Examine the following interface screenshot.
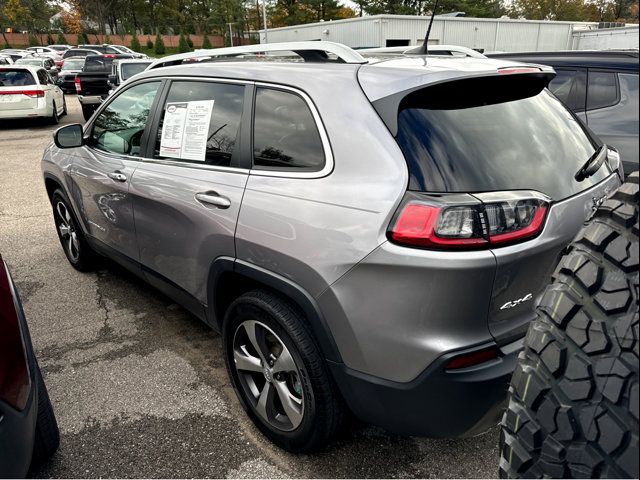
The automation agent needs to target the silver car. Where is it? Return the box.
[42,42,624,452]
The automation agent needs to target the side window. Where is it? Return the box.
[36,69,48,85]
[253,88,325,170]
[154,81,244,166]
[90,81,160,156]
[548,69,586,111]
[587,71,619,111]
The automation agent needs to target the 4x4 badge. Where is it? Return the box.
[500,293,533,310]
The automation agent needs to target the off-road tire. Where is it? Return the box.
[51,189,99,271]
[28,362,60,472]
[223,289,344,452]
[499,172,639,478]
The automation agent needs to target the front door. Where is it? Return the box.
[69,80,162,261]
[130,79,250,305]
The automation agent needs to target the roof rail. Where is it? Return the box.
[359,45,486,59]
[146,41,368,70]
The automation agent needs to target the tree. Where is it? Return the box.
[131,34,141,51]
[47,33,55,45]
[510,0,586,20]
[154,34,165,54]
[28,33,40,46]
[57,32,67,44]
[146,37,154,49]
[186,35,193,48]
[178,33,190,52]
[202,34,212,48]
[78,32,89,44]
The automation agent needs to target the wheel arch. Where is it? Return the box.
[43,173,64,201]
[207,257,343,363]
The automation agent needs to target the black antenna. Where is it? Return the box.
[421,0,440,55]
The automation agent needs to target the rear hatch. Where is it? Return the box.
[0,68,41,111]
[361,60,622,345]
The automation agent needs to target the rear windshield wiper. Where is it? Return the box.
[575,144,607,181]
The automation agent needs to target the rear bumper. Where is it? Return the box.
[78,95,104,105]
[0,104,51,120]
[330,338,522,437]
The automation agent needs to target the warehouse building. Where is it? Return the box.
[259,15,606,52]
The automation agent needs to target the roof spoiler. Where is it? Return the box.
[146,41,368,70]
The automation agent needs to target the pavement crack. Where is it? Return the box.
[96,280,114,339]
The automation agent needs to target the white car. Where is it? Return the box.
[0,65,66,123]
[26,46,63,62]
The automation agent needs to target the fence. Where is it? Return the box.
[570,26,639,50]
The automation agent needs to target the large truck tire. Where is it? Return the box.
[499,172,639,478]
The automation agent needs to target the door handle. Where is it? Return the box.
[195,192,231,209]
[108,171,127,182]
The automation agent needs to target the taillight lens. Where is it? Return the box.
[0,90,45,98]
[0,260,31,411]
[75,76,81,93]
[389,196,549,250]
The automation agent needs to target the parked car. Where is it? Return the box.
[0,54,14,65]
[107,44,147,59]
[0,49,36,62]
[59,48,101,69]
[487,50,639,176]
[56,57,86,94]
[107,58,152,93]
[77,44,125,55]
[75,54,134,120]
[0,255,60,477]
[14,57,59,82]
[26,46,63,62]
[43,42,624,452]
[0,66,66,124]
[47,44,72,53]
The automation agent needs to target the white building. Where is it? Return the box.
[259,15,606,52]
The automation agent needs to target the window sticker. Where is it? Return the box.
[159,100,215,161]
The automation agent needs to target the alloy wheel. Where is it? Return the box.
[55,200,80,262]
[232,320,305,431]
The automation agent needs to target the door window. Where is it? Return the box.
[36,69,49,85]
[548,69,586,111]
[90,81,160,156]
[587,71,619,110]
[252,88,325,170]
[153,81,245,166]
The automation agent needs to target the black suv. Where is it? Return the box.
[488,50,639,175]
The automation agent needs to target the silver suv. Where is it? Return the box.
[42,42,624,452]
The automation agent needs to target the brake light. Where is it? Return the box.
[103,54,116,58]
[56,60,64,69]
[389,196,549,250]
[75,76,81,93]
[0,90,45,97]
[0,260,31,411]
[498,66,542,74]
[445,346,500,370]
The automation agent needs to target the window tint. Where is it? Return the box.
[253,88,324,170]
[395,75,607,201]
[121,62,150,80]
[548,69,586,111]
[587,71,619,110]
[0,69,36,86]
[154,81,244,166]
[84,56,113,72]
[91,81,160,156]
[36,69,49,85]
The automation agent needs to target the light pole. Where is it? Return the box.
[227,22,236,46]
[262,0,268,43]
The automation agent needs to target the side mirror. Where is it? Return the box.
[54,124,84,148]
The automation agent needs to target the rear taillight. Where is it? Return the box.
[0,90,45,98]
[0,260,31,411]
[103,54,115,58]
[389,194,549,250]
[445,346,500,370]
[56,60,64,69]
[75,76,81,93]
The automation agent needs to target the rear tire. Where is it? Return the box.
[51,189,99,271]
[499,172,639,478]
[29,362,60,472]
[223,290,344,452]
[49,101,59,125]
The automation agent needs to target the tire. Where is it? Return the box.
[499,172,639,479]
[49,101,59,125]
[81,104,94,121]
[223,289,344,452]
[28,362,60,472]
[51,189,99,271]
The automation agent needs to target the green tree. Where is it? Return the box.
[28,33,40,46]
[47,33,55,45]
[57,32,67,44]
[78,32,89,44]
[509,0,586,20]
[131,34,141,51]
[202,34,212,48]
[146,37,154,49]
[186,35,193,48]
[154,34,165,54]
[178,33,190,52]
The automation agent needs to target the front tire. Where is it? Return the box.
[223,290,344,452]
[499,172,639,478]
[51,189,98,271]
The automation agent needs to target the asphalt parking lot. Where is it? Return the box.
[0,96,500,478]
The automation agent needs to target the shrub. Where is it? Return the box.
[146,37,154,49]
[202,34,212,49]
[57,32,67,44]
[130,34,141,52]
[28,33,40,46]
[178,34,190,53]
[186,35,193,48]
[154,34,165,55]
[47,33,55,45]
[78,32,89,44]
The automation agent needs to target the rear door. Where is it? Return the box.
[67,80,162,262]
[129,79,251,308]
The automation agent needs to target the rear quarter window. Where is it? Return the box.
[587,71,619,110]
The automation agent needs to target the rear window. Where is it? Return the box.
[121,63,149,80]
[394,75,609,200]
[64,50,92,58]
[61,60,85,70]
[84,56,113,72]
[0,69,36,86]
